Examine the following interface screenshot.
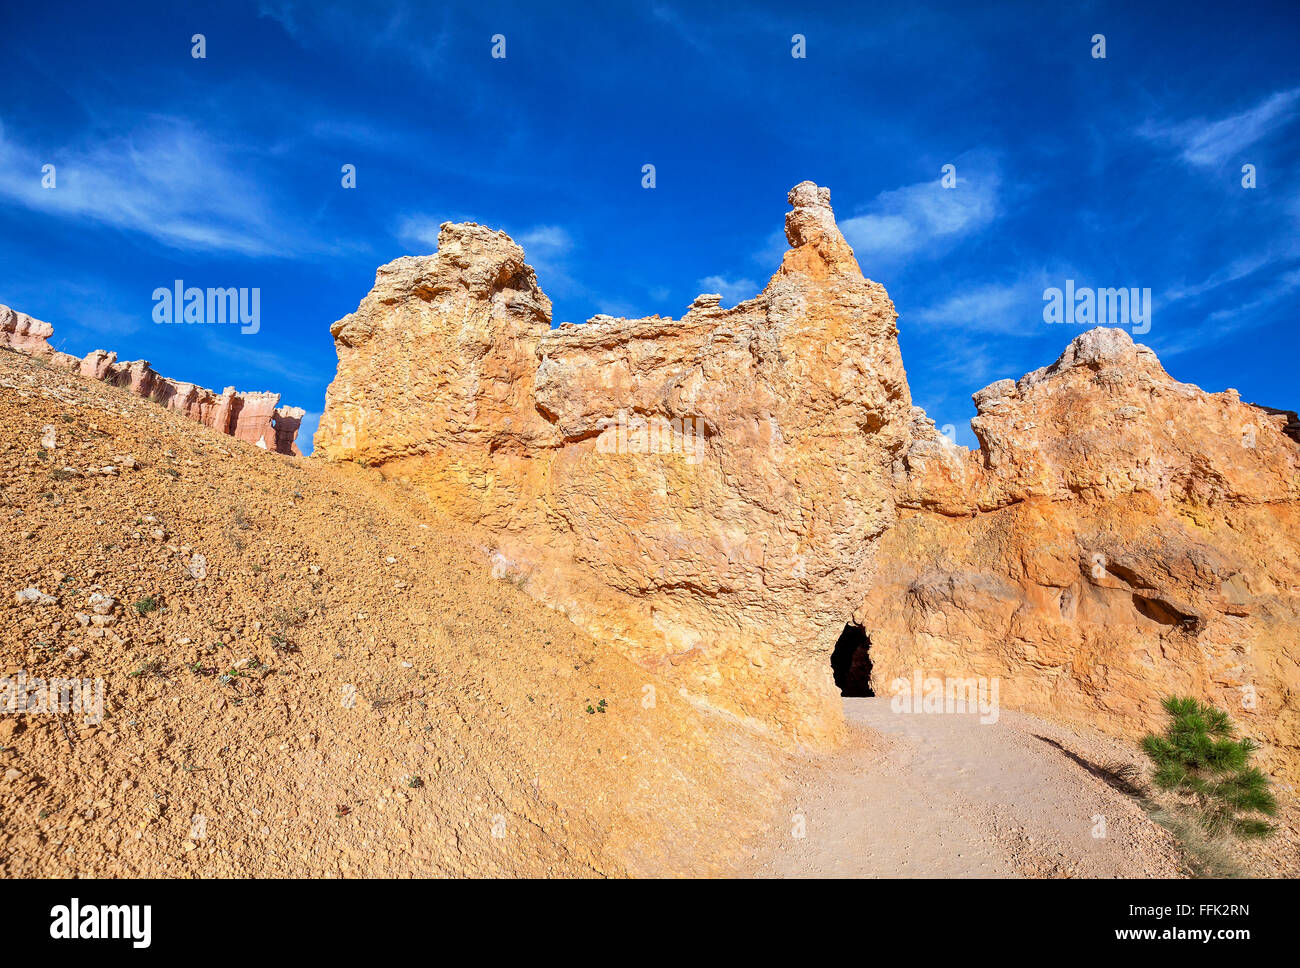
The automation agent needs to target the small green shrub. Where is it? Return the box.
[1142,696,1277,839]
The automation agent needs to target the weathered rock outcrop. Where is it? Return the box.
[315,184,1299,779]
[0,306,66,359]
[1,304,304,455]
[317,182,913,745]
[859,328,1300,781]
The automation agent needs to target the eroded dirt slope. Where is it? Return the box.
[0,348,780,877]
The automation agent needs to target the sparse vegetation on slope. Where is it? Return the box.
[0,347,780,877]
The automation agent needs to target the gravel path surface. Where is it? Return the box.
[744,698,1186,878]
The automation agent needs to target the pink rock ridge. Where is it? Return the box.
[0,303,304,455]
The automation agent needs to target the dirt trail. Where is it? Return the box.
[744,698,1188,878]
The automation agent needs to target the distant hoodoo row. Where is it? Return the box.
[0,304,304,455]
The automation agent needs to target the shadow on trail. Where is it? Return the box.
[1032,734,1146,799]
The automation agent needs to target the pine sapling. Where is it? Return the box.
[1141,696,1277,839]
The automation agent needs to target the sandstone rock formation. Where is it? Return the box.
[0,305,64,358]
[315,184,1298,781]
[317,182,913,745]
[859,328,1300,781]
[1,304,304,454]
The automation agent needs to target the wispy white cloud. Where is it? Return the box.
[0,118,311,257]
[515,224,588,300]
[258,0,451,74]
[840,160,1001,263]
[516,225,574,272]
[197,328,328,388]
[1206,268,1300,324]
[697,274,758,307]
[751,229,789,272]
[649,3,712,54]
[58,306,144,342]
[908,271,1056,336]
[1164,250,1280,302]
[1157,266,1300,357]
[7,281,148,344]
[1138,87,1300,168]
[396,215,453,251]
[395,219,574,266]
[921,339,1003,392]
[395,216,589,303]
[307,118,405,150]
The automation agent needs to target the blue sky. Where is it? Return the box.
[1,0,1296,452]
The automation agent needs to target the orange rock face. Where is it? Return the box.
[860,328,1300,781]
[313,188,1299,779]
[317,182,914,744]
[0,304,304,455]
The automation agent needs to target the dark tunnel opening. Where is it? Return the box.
[830,622,874,697]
